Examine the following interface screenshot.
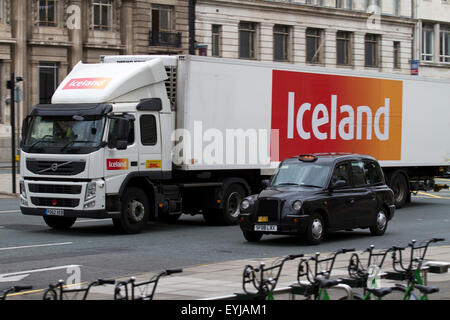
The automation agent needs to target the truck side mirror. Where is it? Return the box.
[262,179,270,188]
[108,118,129,150]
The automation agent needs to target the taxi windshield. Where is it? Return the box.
[271,162,331,188]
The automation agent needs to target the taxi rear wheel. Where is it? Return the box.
[370,207,388,236]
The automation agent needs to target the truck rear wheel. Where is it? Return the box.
[113,187,149,234]
[43,216,77,230]
[390,172,409,209]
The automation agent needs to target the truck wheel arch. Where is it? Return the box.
[118,173,158,220]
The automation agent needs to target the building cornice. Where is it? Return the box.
[199,0,418,26]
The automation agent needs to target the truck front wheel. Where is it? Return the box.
[43,216,77,230]
[113,187,149,234]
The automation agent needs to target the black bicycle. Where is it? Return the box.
[0,286,33,300]
[237,254,304,300]
[384,238,445,300]
[291,248,355,300]
[114,269,183,300]
[43,279,115,300]
[340,245,394,300]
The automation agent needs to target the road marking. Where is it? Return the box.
[6,281,90,298]
[0,242,73,252]
[0,264,80,282]
[75,219,107,224]
[416,192,450,199]
[0,210,21,214]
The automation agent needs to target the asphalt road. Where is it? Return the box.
[0,179,449,298]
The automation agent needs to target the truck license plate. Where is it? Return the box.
[45,208,64,216]
[255,225,277,232]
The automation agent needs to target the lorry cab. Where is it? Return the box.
[20,58,175,233]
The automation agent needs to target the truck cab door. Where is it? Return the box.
[137,113,162,175]
[104,115,139,193]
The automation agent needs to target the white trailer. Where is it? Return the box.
[19,55,450,233]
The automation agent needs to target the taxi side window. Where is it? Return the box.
[363,161,384,185]
[331,163,351,187]
[351,161,367,186]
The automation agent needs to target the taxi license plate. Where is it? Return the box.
[255,225,277,232]
[45,208,64,216]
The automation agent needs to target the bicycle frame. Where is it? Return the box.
[241,254,304,300]
[344,245,393,300]
[0,286,33,300]
[295,248,355,300]
[43,279,115,300]
[114,269,182,300]
[389,238,445,300]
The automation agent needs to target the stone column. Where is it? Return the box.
[69,0,84,67]
[292,25,306,65]
[433,23,440,64]
[12,0,27,127]
[121,0,134,55]
[260,22,274,62]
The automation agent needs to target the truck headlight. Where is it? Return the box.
[292,200,302,211]
[241,199,250,210]
[85,182,96,201]
[20,181,27,199]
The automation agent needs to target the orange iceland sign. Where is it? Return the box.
[271,71,403,161]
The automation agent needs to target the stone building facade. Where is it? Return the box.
[0,0,189,161]
[0,0,448,161]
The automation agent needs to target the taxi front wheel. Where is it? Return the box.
[243,231,263,242]
[304,213,325,245]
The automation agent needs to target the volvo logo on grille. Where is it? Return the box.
[38,161,74,174]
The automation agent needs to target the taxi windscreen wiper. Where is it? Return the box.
[274,183,300,187]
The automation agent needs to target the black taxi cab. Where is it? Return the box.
[239,154,395,244]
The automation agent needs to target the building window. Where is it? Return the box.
[212,25,221,57]
[239,22,257,59]
[440,26,450,63]
[38,63,58,104]
[151,5,180,47]
[273,25,290,62]
[38,0,59,27]
[337,31,352,65]
[336,0,352,9]
[93,0,113,31]
[152,5,173,33]
[393,41,400,69]
[365,34,380,67]
[393,0,399,16]
[422,24,434,61]
[306,28,323,64]
[365,0,381,11]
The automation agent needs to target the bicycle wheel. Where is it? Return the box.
[43,288,58,300]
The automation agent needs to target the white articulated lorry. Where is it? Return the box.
[19,55,450,233]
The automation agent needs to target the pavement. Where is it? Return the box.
[1,165,450,300]
[6,244,450,300]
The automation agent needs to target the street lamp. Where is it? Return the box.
[6,73,23,194]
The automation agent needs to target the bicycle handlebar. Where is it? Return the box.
[96,279,116,285]
[166,269,183,276]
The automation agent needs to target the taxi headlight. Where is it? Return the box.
[292,200,302,211]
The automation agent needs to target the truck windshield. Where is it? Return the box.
[271,162,331,188]
[23,115,106,153]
